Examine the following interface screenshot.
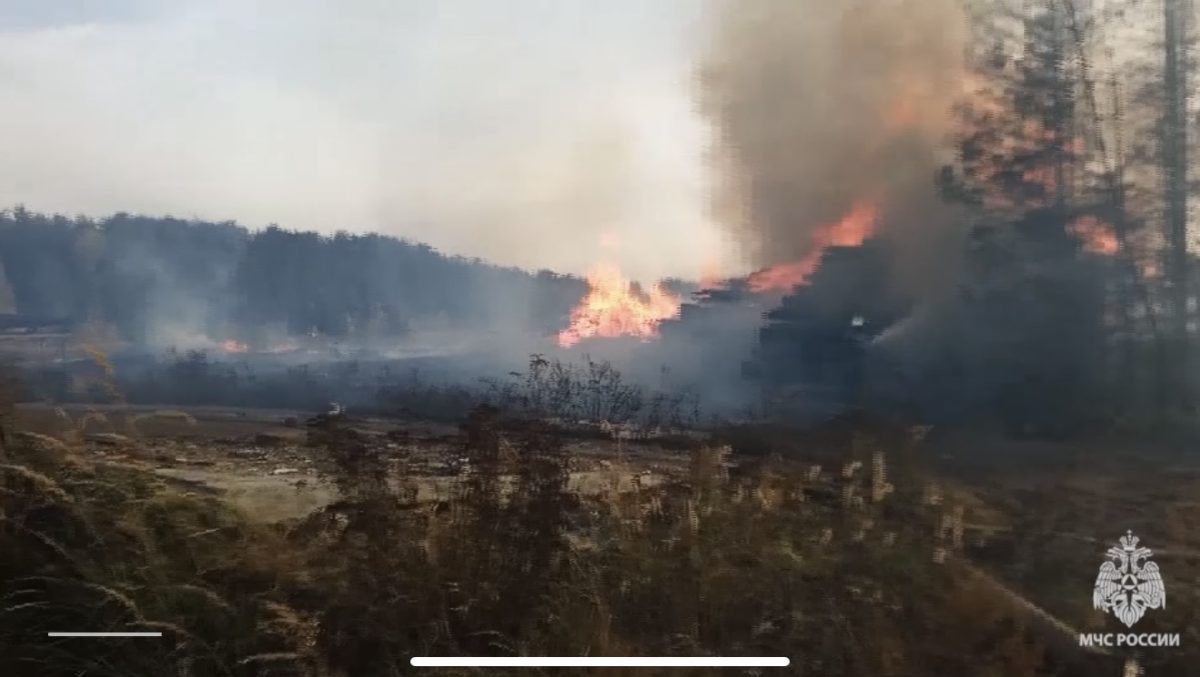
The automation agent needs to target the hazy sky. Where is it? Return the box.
[0,0,737,281]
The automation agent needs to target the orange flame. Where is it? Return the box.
[557,264,681,348]
[746,200,880,293]
[1068,215,1119,255]
[221,339,250,353]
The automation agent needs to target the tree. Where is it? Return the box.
[1161,0,1192,407]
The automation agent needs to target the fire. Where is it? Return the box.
[744,260,811,294]
[557,264,681,348]
[1068,215,1119,255]
[221,339,250,353]
[746,201,880,293]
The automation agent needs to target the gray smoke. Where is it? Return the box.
[0,262,14,313]
[698,0,969,296]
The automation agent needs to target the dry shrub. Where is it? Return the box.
[0,401,1128,676]
[0,364,14,455]
[0,429,313,677]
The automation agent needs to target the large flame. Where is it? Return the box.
[746,201,880,293]
[557,264,682,348]
[1068,215,1119,256]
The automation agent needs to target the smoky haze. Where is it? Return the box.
[700,0,969,295]
[2,0,1050,425]
[0,0,729,283]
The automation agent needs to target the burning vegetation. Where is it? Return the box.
[556,264,682,347]
[1068,215,1120,256]
[746,200,880,293]
[5,0,1200,674]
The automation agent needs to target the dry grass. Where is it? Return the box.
[0,397,1141,676]
[0,412,313,677]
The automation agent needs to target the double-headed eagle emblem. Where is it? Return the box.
[1093,531,1166,628]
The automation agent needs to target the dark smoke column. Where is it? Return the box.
[697,0,967,297]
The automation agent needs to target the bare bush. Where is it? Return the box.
[483,354,701,434]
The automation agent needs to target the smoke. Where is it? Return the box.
[0,262,14,313]
[0,0,724,282]
[699,0,969,295]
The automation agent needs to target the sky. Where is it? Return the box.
[0,0,738,281]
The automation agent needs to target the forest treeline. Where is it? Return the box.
[897,0,1200,422]
[0,206,585,345]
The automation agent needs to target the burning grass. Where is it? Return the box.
[557,265,681,347]
[746,201,879,293]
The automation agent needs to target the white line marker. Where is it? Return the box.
[410,657,790,668]
[48,632,163,637]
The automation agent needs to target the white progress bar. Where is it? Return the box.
[411,657,790,668]
[48,632,163,637]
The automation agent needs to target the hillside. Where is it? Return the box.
[0,206,586,347]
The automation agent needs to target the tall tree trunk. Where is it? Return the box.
[1051,2,1070,213]
[1063,0,1166,413]
[1164,0,1191,409]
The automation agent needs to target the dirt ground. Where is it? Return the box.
[12,401,1200,663]
[14,403,686,522]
